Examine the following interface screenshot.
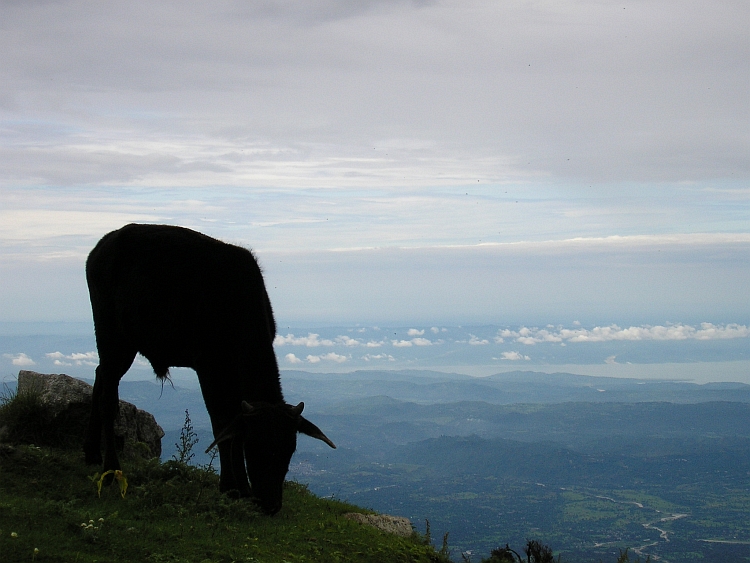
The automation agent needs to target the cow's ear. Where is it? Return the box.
[288,402,304,417]
[298,416,336,449]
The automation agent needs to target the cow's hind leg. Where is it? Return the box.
[84,369,105,465]
[83,349,136,471]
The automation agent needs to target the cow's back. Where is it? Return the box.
[86,224,275,371]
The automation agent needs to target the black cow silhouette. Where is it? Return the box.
[83,223,334,514]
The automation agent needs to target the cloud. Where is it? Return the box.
[2,0,746,189]
[362,353,395,362]
[498,323,750,345]
[605,355,618,365]
[321,352,347,363]
[365,340,384,348]
[274,333,335,347]
[305,352,348,364]
[133,354,151,368]
[335,335,360,347]
[4,353,35,366]
[407,328,424,336]
[45,351,98,366]
[274,333,365,347]
[693,323,750,340]
[0,2,749,327]
[0,209,164,245]
[563,323,750,343]
[284,353,303,364]
[499,351,531,361]
[392,337,433,347]
[468,334,489,345]
[498,327,562,345]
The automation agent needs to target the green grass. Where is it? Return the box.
[0,443,450,562]
[0,383,449,562]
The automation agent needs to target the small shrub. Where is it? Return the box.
[417,519,453,563]
[172,409,198,465]
[438,531,450,559]
[482,540,559,563]
[0,382,52,445]
[484,544,522,562]
[525,539,557,563]
[612,548,650,563]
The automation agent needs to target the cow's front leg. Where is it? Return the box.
[217,439,251,498]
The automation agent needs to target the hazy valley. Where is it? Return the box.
[109,369,750,562]
[4,346,750,561]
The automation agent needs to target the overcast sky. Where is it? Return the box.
[0,0,748,328]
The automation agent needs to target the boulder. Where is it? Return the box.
[18,370,92,417]
[15,370,164,459]
[344,513,413,537]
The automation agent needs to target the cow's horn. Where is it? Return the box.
[241,401,255,414]
[204,417,241,452]
[298,416,336,449]
[205,431,234,453]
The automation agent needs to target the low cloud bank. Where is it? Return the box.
[498,351,531,361]
[496,323,750,345]
[45,351,98,366]
[275,332,435,349]
[276,323,749,353]
[284,352,348,365]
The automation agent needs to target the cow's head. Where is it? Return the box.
[206,401,335,515]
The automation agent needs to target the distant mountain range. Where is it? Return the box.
[281,369,750,410]
[36,367,747,433]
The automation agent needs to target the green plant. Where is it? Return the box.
[95,470,128,498]
[611,548,651,563]
[484,544,522,562]
[172,409,198,465]
[482,540,560,563]
[417,519,453,562]
[438,530,451,559]
[526,540,558,563]
[80,518,105,543]
[0,381,51,445]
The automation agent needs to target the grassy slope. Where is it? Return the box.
[0,444,447,563]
